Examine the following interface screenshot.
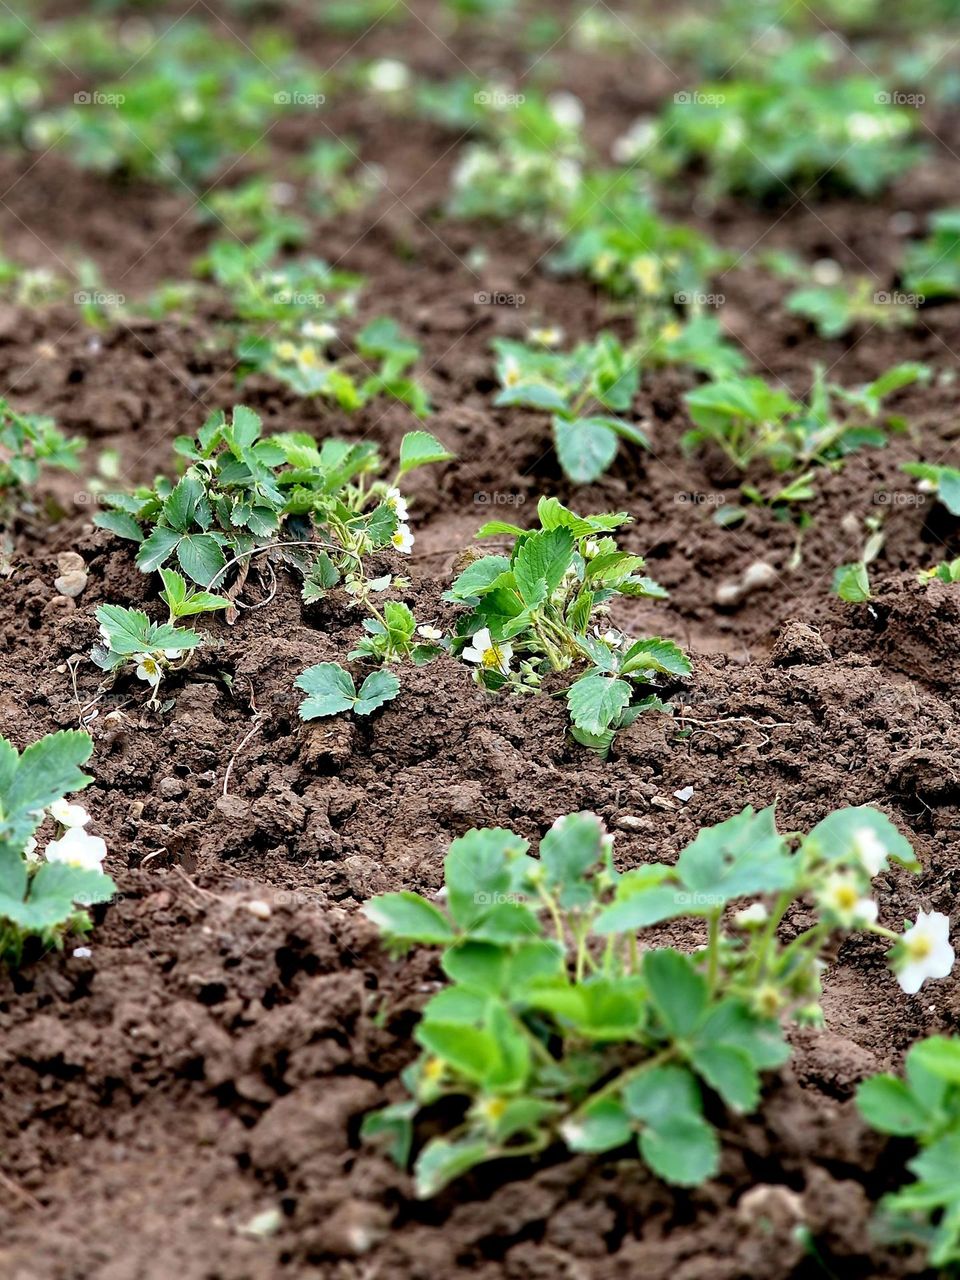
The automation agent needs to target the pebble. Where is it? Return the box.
[673,786,695,802]
[741,560,778,592]
[246,899,272,920]
[158,777,185,799]
[238,1207,282,1239]
[54,569,88,598]
[57,551,85,575]
[615,814,646,830]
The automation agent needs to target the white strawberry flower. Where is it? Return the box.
[386,487,409,522]
[818,871,878,928]
[49,798,90,828]
[24,836,39,863]
[99,623,112,648]
[894,911,955,995]
[45,826,108,872]
[134,652,162,686]
[417,624,443,641]
[163,649,181,660]
[390,524,414,555]
[462,627,512,675]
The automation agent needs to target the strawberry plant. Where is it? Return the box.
[649,59,923,198]
[858,1035,960,1268]
[94,407,451,621]
[363,804,948,1196]
[34,26,319,184]
[91,604,204,705]
[445,498,688,751]
[786,278,917,338]
[0,729,114,966]
[0,399,83,523]
[492,335,647,484]
[684,363,928,487]
[204,240,430,415]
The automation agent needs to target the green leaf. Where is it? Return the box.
[833,561,871,602]
[3,731,93,846]
[441,941,506,992]
[398,430,454,477]
[644,949,708,1039]
[446,556,512,601]
[676,806,795,905]
[803,806,919,874]
[414,1137,491,1198]
[361,1101,416,1166]
[176,533,227,588]
[566,674,631,735]
[93,510,143,542]
[538,812,606,905]
[496,382,569,412]
[443,828,529,929]
[623,1064,703,1123]
[691,1043,760,1112]
[362,891,455,945]
[95,604,151,654]
[514,528,574,605]
[563,1097,632,1153]
[136,525,182,573]
[354,669,400,715]
[639,1114,719,1186]
[295,662,357,719]
[163,473,202,533]
[620,637,692,678]
[909,1035,960,1085]
[553,415,619,484]
[856,1075,933,1136]
[414,1021,501,1085]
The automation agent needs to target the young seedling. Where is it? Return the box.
[362,804,947,1196]
[857,1035,960,1267]
[833,516,884,603]
[445,497,689,751]
[295,662,400,720]
[91,603,202,706]
[0,729,114,966]
[684,363,928,492]
[786,278,917,339]
[0,399,83,524]
[492,335,648,484]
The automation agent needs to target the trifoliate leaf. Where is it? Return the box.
[562,1097,632,1153]
[354,669,400,715]
[176,533,227,588]
[295,662,357,718]
[566,673,631,735]
[644,948,708,1038]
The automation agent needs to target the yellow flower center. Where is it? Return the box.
[481,646,503,668]
[833,884,858,911]
[907,935,933,961]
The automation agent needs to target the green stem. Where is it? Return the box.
[569,1046,674,1121]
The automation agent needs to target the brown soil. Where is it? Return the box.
[1,3,958,1278]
